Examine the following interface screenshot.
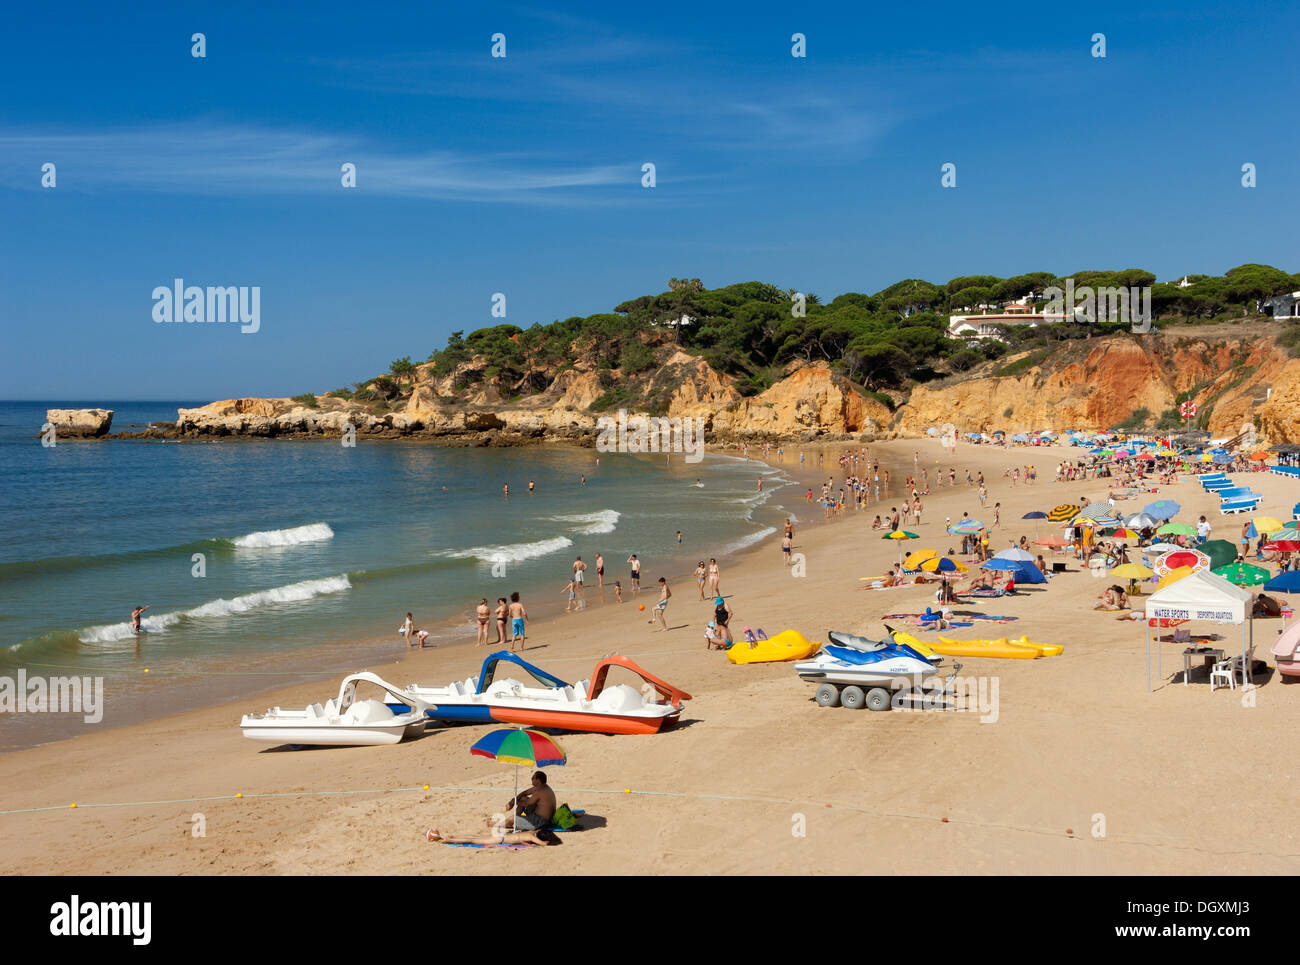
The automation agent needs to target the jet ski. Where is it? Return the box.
[794,629,943,688]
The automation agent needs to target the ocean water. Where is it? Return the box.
[0,400,798,748]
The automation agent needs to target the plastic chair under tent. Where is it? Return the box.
[1210,657,1235,692]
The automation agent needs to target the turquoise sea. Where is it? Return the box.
[0,400,803,748]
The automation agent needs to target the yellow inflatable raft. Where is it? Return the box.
[1004,636,1064,657]
[934,636,1042,659]
[727,629,820,665]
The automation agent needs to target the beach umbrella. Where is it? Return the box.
[1143,500,1180,520]
[1212,562,1271,587]
[1265,571,1300,593]
[1047,504,1081,523]
[948,519,984,535]
[1284,521,1300,530]
[994,548,1036,562]
[1073,504,1120,525]
[1156,522,1197,537]
[1199,539,1239,569]
[1144,542,1182,555]
[1263,539,1300,553]
[1111,563,1153,580]
[1104,527,1142,540]
[1034,536,1069,547]
[881,530,919,540]
[981,558,1020,571]
[1154,549,1211,577]
[1022,511,1048,520]
[1253,516,1286,534]
[921,556,967,574]
[471,727,567,818]
[1213,453,1233,464]
[903,548,939,570]
[1249,451,1271,462]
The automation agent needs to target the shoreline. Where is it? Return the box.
[5,437,1296,874]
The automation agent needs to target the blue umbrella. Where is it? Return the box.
[923,556,964,574]
[1245,521,1259,539]
[1143,500,1180,520]
[1265,571,1300,592]
[1022,511,1048,520]
[981,558,1020,571]
[1213,453,1233,464]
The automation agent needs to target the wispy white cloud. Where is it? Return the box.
[0,124,635,203]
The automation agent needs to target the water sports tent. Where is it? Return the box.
[1143,569,1254,691]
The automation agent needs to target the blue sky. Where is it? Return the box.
[2,1,1298,400]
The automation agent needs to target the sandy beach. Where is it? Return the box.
[3,437,1298,876]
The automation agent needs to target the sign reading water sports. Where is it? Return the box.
[1147,605,1237,623]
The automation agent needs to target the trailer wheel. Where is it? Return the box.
[840,686,866,710]
[815,684,841,708]
[866,688,892,712]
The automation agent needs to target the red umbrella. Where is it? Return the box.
[1263,540,1300,552]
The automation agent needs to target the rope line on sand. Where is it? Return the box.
[5,782,1299,860]
[14,662,354,677]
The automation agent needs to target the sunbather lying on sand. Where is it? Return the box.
[426,827,562,847]
[1094,585,1129,610]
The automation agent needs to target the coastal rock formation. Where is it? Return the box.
[45,408,114,438]
[1256,359,1300,443]
[714,362,891,439]
[892,335,1292,442]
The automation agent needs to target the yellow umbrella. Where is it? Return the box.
[1111,563,1153,580]
[1155,564,1194,590]
[903,549,939,570]
[1253,516,1286,534]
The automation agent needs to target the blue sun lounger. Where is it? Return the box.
[1220,496,1260,515]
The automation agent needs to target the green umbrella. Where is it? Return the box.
[1212,562,1271,587]
[1156,522,1197,536]
[1200,539,1239,569]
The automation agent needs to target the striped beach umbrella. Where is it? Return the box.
[471,727,567,819]
[881,530,919,540]
[948,519,984,535]
[1073,504,1120,525]
[1047,504,1081,523]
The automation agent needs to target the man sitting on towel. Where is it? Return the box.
[496,771,557,832]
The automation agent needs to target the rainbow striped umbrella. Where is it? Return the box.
[471,727,566,767]
[471,727,567,824]
[881,530,919,540]
[948,519,984,535]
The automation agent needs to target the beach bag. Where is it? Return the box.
[552,804,579,830]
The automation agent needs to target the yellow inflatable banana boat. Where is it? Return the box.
[934,636,1042,659]
[727,629,821,665]
[1005,636,1064,657]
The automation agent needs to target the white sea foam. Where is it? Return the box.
[77,575,352,643]
[549,510,621,535]
[442,536,574,565]
[232,522,335,548]
[720,526,778,556]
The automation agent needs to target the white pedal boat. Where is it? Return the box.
[240,672,430,746]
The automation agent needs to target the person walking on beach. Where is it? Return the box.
[707,558,721,597]
[401,611,413,643]
[475,599,491,645]
[782,530,793,564]
[494,597,509,645]
[978,483,987,507]
[612,580,623,603]
[993,502,1001,528]
[713,595,734,645]
[676,530,683,548]
[595,552,605,590]
[131,605,150,633]
[508,592,528,650]
[562,577,578,612]
[627,554,641,595]
[649,577,672,631]
[695,560,707,599]
[572,556,587,609]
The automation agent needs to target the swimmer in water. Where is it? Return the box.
[131,605,150,633]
